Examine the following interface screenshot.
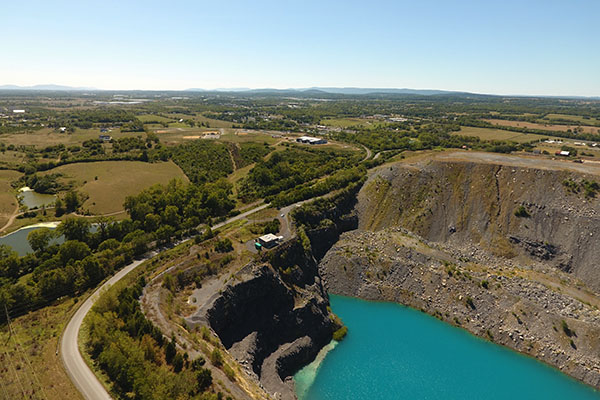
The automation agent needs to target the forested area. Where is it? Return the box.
[85,277,219,399]
[0,177,235,320]
[237,146,363,203]
[166,141,233,183]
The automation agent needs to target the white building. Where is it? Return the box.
[296,136,327,145]
[258,233,284,248]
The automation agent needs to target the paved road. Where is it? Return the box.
[61,259,146,400]
[60,203,269,400]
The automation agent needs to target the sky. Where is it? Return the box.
[1,0,599,96]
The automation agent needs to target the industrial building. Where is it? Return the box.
[296,136,327,145]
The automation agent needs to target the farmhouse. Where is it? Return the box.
[296,136,327,145]
[257,233,284,248]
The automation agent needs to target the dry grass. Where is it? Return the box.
[0,127,144,148]
[484,119,600,135]
[40,160,188,214]
[0,170,22,226]
[0,298,83,400]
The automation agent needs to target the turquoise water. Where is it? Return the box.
[295,295,600,400]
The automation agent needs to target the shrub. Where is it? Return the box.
[514,206,530,218]
[214,238,233,253]
[333,326,348,341]
[210,348,223,367]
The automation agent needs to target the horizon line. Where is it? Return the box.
[0,84,598,99]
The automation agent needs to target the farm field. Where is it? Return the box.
[321,117,389,128]
[484,119,600,135]
[456,126,552,143]
[40,160,188,214]
[0,127,142,148]
[0,170,21,228]
[543,113,600,125]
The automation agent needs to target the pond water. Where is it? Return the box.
[18,187,56,209]
[0,223,98,256]
[295,295,600,400]
[0,222,62,256]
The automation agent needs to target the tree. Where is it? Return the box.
[55,198,65,217]
[27,227,55,253]
[58,217,91,242]
[64,190,80,212]
[58,240,91,265]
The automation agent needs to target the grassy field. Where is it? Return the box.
[0,127,144,148]
[41,160,188,214]
[457,126,551,143]
[485,119,600,135]
[0,170,21,227]
[543,113,600,125]
[0,297,83,400]
[137,114,174,123]
[321,117,388,128]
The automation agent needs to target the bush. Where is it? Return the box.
[514,206,530,218]
[332,326,348,341]
[210,348,223,367]
[223,364,236,381]
[214,238,233,253]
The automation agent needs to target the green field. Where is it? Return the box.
[40,160,188,214]
[543,113,600,125]
[457,127,551,143]
[321,117,387,128]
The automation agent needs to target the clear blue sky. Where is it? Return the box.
[2,0,599,96]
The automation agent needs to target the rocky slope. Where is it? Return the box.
[357,155,600,290]
[319,153,600,389]
[186,239,338,399]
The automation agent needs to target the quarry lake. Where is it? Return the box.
[295,295,600,400]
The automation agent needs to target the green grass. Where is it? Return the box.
[40,160,189,214]
[137,114,175,123]
[457,126,550,143]
[543,114,600,125]
[321,117,387,128]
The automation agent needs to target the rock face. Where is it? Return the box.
[194,240,335,399]
[318,156,600,390]
[357,159,600,291]
[319,228,600,388]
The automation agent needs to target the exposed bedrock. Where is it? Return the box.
[357,159,600,291]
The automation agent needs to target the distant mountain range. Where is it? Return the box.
[184,87,463,96]
[0,84,597,99]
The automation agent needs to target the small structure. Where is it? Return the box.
[257,233,283,248]
[12,109,25,113]
[99,134,112,142]
[59,127,67,133]
[555,150,570,157]
[296,136,327,145]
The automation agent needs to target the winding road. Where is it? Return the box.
[60,203,270,400]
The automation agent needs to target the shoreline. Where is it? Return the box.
[0,220,61,239]
[293,339,338,399]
